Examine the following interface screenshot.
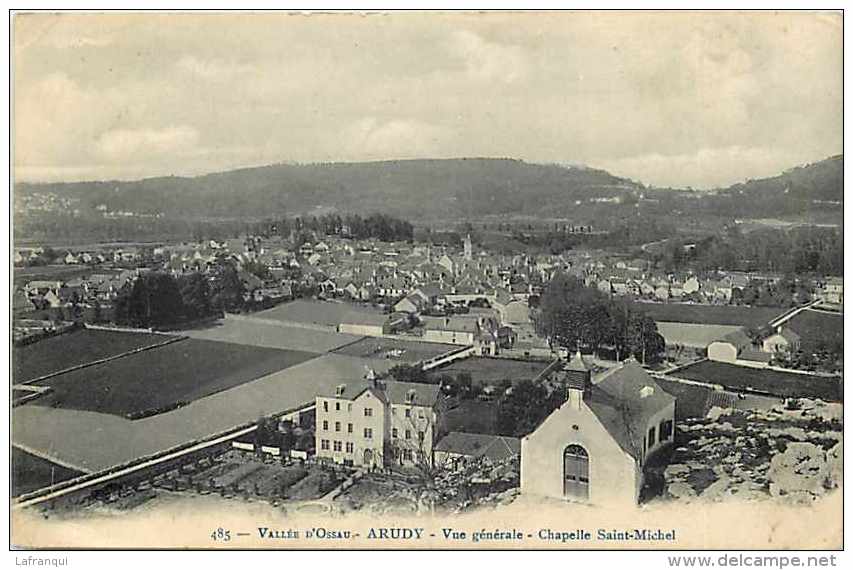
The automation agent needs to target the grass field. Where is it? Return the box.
[672,360,842,402]
[30,338,320,418]
[12,447,84,497]
[631,302,784,328]
[443,399,499,435]
[14,264,104,286]
[184,316,363,352]
[332,336,456,362]
[429,357,553,385]
[13,328,169,384]
[785,309,843,352]
[255,299,387,327]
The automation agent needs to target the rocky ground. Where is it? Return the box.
[660,398,842,505]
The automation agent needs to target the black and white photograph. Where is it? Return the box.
[6,8,844,552]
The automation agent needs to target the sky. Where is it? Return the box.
[13,11,842,189]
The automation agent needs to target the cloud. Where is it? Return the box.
[448,30,527,83]
[596,146,829,190]
[94,126,200,160]
[340,118,453,160]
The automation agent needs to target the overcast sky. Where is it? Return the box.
[13,11,842,188]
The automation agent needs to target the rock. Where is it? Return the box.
[768,442,828,498]
[825,441,843,489]
[701,475,731,500]
[780,427,808,441]
[706,406,731,421]
[812,403,843,422]
[664,464,690,479]
[667,482,697,500]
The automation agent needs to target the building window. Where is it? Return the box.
[335,402,340,411]
[333,441,342,452]
[323,401,328,412]
[648,426,656,448]
[402,449,413,461]
[660,419,674,441]
[405,408,411,418]
[392,428,398,438]
[346,442,354,453]
[321,439,329,450]
[364,427,373,439]
[364,407,373,417]
[418,430,424,442]
[347,403,352,412]
[347,423,353,434]
[405,429,411,440]
[322,420,328,431]
[335,421,341,432]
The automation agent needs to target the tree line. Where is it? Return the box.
[650,226,842,276]
[533,272,665,363]
[114,270,237,327]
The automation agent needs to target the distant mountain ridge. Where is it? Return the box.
[14,155,842,222]
[14,158,644,220]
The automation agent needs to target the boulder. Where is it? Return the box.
[768,442,828,498]
[667,482,696,500]
[664,464,690,479]
[825,440,843,489]
[701,475,731,500]
[706,406,731,421]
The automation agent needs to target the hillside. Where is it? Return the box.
[14,158,642,221]
[700,155,843,218]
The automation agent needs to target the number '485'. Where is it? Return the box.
[211,528,231,541]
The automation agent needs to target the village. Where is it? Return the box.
[11,223,844,517]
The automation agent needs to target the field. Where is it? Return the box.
[184,315,363,352]
[785,309,843,352]
[631,302,784,328]
[12,447,85,497]
[442,399,499,435]
[429,357,553,385]
[254,299,387,327]
[672,361,842,402]
[30,338,320,418]
[332,336,456,362]
[14,264,105,286]
[13,353,398,472]
[13,328,169,384]
[656,322,744,349]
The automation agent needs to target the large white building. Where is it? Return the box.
[521,354,675,507]
[315,373,441,469]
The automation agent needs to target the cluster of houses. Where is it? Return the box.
[585,261,841,306]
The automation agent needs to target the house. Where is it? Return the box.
[434,432,520,470]
[315,373,441,468]
[497,298,531,325]
[683,276,701,295]
[820,277,843,304]
[338,312,408,337]
[762,328,801,355]
[521,354,675,507]
[393,294,424,315]
[708,329,772,368]
[64,251,79,265]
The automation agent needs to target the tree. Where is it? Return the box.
[210,263,245,312]
[178,272,212,320]
[387,363,430,384]
[115,272,183,328]
[496,380,562,437]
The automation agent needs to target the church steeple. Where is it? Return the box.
[463,233,473,261]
